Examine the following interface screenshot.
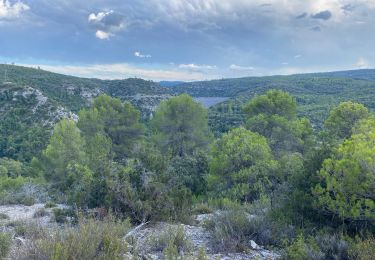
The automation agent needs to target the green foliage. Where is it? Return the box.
[0,233,11,259]
[350,236,375,260]
[79,95,144,159]
[148,225,193,254]
[244,89,297,120]
[52,208,77,224]
[284,233,351,260]
[0,157,24,178]
[162,152,209,195]
[314,120,375,224]
[42,119,86,191]
[0,176,44,205]
[244,90,314,156]
[324,101,370,141]
[151,94,212,157]
[209,127,277,202]
[22,215,131,260]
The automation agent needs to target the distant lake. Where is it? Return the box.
[194,97,229,108]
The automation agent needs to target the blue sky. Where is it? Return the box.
[0,0,374,81]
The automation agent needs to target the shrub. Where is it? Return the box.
[0,233,11,259]
[33,208,49,218]
[203,208,255,252]
[148,225,193,254]
[204,207,296,252]
[44,201,57,208]
[284,233,350,260]
[350,236,375,260]
[23,215,131,260]
[52,208,76,224]
[0,213,9,220]
[0,177,47,205]
[192,203,213,215]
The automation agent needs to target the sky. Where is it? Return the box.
[0,0,375,81]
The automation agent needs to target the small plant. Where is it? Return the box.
[163,243,179,260]
[33,208,49,218]
[0,213,9,220]
[148,225,193,254]
[6,220,28,237]
[24,215,131,260]
[44,202,57,208]
[197,247,209,260]
[0,233,11,259]
[350,236,375,260]
[193,203,213,215]
[52,208,76,223]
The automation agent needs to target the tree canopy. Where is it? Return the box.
[151,94,212,157]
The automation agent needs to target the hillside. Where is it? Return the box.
[0,64,173,161]
[170,71,375,133]
[3,64,375,160]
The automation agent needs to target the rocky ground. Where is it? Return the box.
[0,204,280,259]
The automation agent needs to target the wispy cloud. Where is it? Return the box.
[134,51,151,58]
[22,63,214,81]
[0,0,29,19]
[229,64,255,71]
[178,64,217,70]
[354,57,369,68]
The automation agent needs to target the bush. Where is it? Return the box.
[33,208,49,218]
[203,208,255,252]
[0,233,11,259]
[52,208,76,224]
[44,201,57,208]
[22,215,131,260]
[0,177,47,205]
[284,233,350,260]
[204,207,296,252]
[350,236,375,260]
[148,225,193,254]
[0,213,9,220]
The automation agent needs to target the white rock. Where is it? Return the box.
[250,240,261,250]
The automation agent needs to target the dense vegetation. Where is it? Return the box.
[2,85,375,258]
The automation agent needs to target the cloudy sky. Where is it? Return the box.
[0,0,374,81]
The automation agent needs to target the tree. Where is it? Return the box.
[208,127,277,202]
[244,90,313,157]
[314,118,375,224]
[324,101,370,141]
[78,95,144,160]
[244,89,297,120]
[151,94,212,157]
[42,119,86,190]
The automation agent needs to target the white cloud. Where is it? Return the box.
[354,57,369,68]
[294,54,302,59]
[0,0,29,19]
[23,63,214,81]
[95,30,111,40]
[134,51,151,58]
[179,63,217,70]
[229,64,254,71]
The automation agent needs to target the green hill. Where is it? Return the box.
[0,64,173,161]
[3,64,375,160]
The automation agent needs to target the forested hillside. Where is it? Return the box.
[170,71,375,134]
[1,90,375,259]
[0,64,173,162]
